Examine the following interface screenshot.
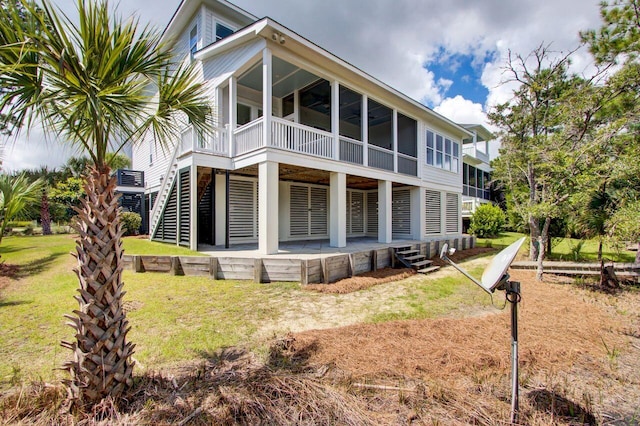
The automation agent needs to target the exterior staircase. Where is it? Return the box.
[394,246,440,274]
[148,145,180,238]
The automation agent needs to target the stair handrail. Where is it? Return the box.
[149,136,183,237]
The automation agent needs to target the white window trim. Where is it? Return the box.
[425,128,460,173]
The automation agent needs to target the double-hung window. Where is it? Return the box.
[426,129,460,172]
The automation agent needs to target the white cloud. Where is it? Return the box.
[434,96,490,128]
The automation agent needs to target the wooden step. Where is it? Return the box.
[404,255,425,262]
[397,249,419,256]
[418,266,440,274]
[411,259,433,268]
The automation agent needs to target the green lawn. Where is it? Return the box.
[0,234,496,389]
[476,231,636,262]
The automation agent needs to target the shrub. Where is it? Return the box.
[469,204,506,238]
[120,212,142,236]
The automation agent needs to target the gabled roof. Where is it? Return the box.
[161,0,257,44]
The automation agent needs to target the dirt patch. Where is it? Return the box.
[0,262,19,292]
[304,268,416,294]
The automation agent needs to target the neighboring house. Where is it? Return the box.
[132,0,474,255]
[460,124,494,232]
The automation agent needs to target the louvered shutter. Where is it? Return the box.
[367,191,378,236]
[310,187,328,236]
[425,189,441,235]
[392,189,411,237]
[347,190,364,235]
[155,181,177,242]
[229,179,257,239]
[179,168,190,246]
[446,193,460,233]
[290,185,309,236]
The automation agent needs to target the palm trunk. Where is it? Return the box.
[61,167,134,406]
[41,190,51,235]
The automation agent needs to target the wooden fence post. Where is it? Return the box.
[209,257,218,279]
[254,259,263,283]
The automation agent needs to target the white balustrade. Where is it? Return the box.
[339,137,364,165]
[195,126,229,156]
[271,117,333,159]
[234,118,264,155]
[180,127,193,154]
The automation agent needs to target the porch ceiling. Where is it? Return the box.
[221,164,391,190]
[238,57,321,98]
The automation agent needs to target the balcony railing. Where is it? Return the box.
[271,117,333,159]
[115,169,144,187]
[234,118,263,155]
[178,117,420,177]
[463,145,490,163]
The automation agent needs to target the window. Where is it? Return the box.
[216,22,234,41]
[426,129,460,172]
[189,26,197,59]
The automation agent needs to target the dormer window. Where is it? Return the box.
[189,25,198,59]
[216,22,234,41]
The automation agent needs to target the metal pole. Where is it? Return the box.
[225,170,230,249]
[508,281,520,424]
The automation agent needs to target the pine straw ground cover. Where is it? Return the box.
[2,267,640,424]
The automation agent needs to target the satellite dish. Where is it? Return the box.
[440,237,525,294]
[480,237,526,292]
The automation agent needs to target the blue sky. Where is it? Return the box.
[425,49,493,107]
[2,0,604,171]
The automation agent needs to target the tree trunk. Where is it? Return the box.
[636,242,640,264]
[61,167,134,407]
[529,215,540,261]
[41,190,51,236]
[597,239,603,262]
[535,216,552,281]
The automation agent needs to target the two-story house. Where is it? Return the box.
[133,0,473,255]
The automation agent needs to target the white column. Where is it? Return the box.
[190,165,198,250]
[331,80,340,160]
[330,172,347,247]
[362,94,368,167]
[392,109,398,173]
[228,76,237,154]
[258,161,279,254]
[410,186,424,241]
[263,48,272,148]
[378,180,392,243]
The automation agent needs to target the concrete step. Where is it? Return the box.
[418,266,440,274]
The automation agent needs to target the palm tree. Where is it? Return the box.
[0,173,43,243]
[0,0,211,406]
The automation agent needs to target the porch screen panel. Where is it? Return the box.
[229,179,257,239]
[392,189,411,237]
[309,187,328,236]
[179,168,190,246]
[425,189,441,235]
[446,193,460,233]
[366,191,378,235]
[290,185,309,236]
